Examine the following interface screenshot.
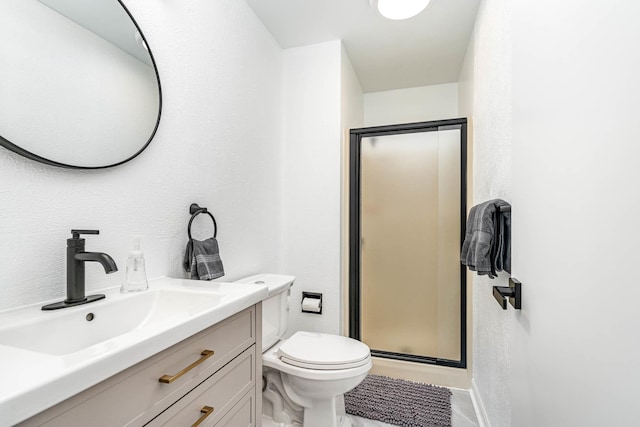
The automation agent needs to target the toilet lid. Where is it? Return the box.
[277,331,370,370]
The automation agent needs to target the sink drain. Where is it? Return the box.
[86,313,95,322]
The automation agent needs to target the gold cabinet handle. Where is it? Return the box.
[191,406,214,427]
[158,350,215,384]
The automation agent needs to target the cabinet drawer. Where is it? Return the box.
[147,346,256,427]
[20,307,255,427]
[216,391,255,427]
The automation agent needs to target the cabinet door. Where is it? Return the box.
[147,346,256,427]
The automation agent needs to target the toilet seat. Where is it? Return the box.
[263,337,372,381]
[277,332,370,370]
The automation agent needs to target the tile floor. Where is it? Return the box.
[263,387,480,427]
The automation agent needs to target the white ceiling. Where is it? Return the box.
[245,0,480,93]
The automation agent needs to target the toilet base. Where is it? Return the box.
[261,414,353,427]
[301,398,338,427]
[263,366,355,427]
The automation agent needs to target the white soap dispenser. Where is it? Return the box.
[121,236,149,293]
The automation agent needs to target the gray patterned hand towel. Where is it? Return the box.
[461,199,511,278]
[183,238,225,280]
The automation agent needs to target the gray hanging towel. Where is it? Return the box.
[461,199,511,278]
[494,201,511,274]
[183,237,225,280]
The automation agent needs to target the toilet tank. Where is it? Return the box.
[235,274,295,352]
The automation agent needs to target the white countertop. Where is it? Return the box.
[0,277,268,426]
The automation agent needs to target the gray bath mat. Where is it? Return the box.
[344,374,452,427]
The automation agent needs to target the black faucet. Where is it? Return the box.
[42,230,118,310]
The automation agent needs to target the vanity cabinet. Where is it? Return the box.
[18,304,262,427]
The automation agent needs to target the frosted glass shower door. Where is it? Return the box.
[350,120,466,367]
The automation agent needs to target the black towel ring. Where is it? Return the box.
[188,203,217,240]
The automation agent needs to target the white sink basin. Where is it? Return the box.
[0,288,222,355]
[0,277,268,425]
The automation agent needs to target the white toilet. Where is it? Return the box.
[235,274,371,427]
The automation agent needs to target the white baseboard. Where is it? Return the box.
[470,378,491,427]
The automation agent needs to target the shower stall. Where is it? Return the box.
[349,118,467,368]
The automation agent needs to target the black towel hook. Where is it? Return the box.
[188,203,217,240]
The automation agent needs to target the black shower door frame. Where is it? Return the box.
[348,118,468,369]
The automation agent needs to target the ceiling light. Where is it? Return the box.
[370,0,431,20]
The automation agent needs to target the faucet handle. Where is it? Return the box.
[71,229,100,239]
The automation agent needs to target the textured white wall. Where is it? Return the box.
[364,83,459,127]
[458,0,512,426]
[510,1,640,426]
[281,40,342,335]
[340,45,365,137]
[462,1,640,426]
[0,0,283,310]
[340,44,365,333]
[282,40,362,336]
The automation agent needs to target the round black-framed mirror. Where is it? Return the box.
[0,0,162,169]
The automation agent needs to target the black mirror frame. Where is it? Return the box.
[0,0,162,169]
